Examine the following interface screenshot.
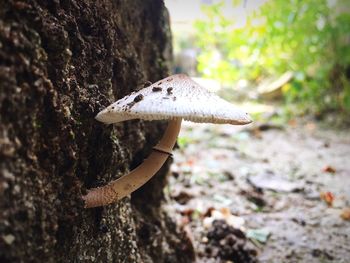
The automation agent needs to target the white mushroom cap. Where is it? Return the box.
[96,74,252,125]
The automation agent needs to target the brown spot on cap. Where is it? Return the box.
[127,101,135,108]
[134,94,143,102]
[152,87,162,92]
[143,81,152,88]
[167,87,173,95]
[167,78,173,82]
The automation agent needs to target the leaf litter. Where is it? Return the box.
[164,120,350,262]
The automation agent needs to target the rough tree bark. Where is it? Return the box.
[0,0,194,262]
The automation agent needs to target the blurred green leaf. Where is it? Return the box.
[194,0,350,115]
[177,136,194,148]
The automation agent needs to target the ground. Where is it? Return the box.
[165,116,350,263]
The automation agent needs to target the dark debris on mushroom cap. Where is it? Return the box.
[167,87,173,95]
[152,87,162,92]
[134,94,143,102]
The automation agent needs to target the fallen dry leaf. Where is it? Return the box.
[248,172,303,192]
[203,207,215,218]
[323,165,336,174]
[252,128,262,139]
[220,207,232,217]
[186,158,196,167]
[305,122,316,132]
[180,208,195,217]
[320,191,335,207]
[288,119,297,127]
[340,208,350,221]
[172,190,194,205]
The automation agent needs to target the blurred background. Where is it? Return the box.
[165,0,350,123]
[163,1,350,262]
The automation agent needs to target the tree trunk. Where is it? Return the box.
[0,0,194,262]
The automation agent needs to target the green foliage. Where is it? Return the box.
[194,0,350,114]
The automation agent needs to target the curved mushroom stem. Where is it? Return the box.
[82,118,182,208]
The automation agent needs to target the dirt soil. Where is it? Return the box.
[165,119,350,263]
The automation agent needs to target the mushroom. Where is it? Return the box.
[83,74,252,208]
